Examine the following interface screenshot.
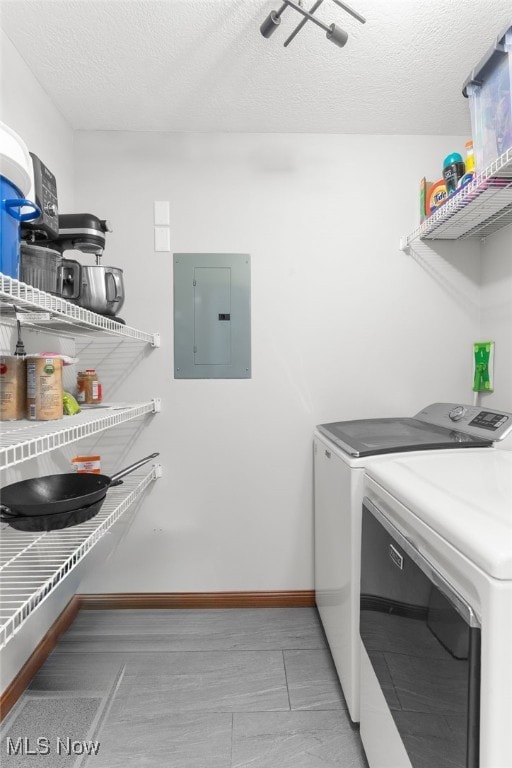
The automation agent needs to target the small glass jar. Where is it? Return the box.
[76,369,103,404]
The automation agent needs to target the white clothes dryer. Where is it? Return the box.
[314,402,512,722]
[360,450,512,768]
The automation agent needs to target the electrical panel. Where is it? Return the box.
[173,253,251,379]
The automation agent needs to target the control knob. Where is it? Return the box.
[449,405,466,422]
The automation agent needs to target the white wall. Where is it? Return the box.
[1,30,74,208]
[480,225,512,411]
[74,130,482,594]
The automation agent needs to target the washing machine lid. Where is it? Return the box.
[366,451,512,580]
[316,417,492,457]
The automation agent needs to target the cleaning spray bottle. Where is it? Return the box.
[473,341,494,393]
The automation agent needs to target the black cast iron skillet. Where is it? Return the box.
[0,453,159,531]
[1,498,106,532]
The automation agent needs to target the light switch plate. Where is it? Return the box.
[154,201,170,225]
[154,226,171,252]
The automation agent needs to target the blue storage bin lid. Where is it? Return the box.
[462,24,512,97]
[0,121,32,196]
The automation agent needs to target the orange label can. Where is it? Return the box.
[0,356,26,420]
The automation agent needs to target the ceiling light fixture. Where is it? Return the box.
[260,0,365,49]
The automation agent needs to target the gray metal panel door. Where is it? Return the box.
[174,253,251,379]
[194,267,231,365]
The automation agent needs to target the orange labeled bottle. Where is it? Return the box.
[465,140,475,174]
[76,369,102,404]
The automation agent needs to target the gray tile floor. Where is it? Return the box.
[1,608,368,768]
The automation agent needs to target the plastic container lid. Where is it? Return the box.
[443,152,463,168]
[0,121,32,196]
[462,23,512,97]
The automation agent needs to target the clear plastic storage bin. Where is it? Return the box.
[463,24,512,172]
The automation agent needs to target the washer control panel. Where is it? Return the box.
[415,403,512,442]
[468,410,510,431]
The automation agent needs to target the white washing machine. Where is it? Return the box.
[314,402,512,723]
[360,450,512,768]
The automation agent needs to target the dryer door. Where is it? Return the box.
[359,498,481,768]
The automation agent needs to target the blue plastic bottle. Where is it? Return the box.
[442,152,465,196]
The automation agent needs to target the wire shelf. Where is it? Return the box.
[0,274,160,347]
[0,465,161,649]
[0,400,160,471]
[401,147,512,249]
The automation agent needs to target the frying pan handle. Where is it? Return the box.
[0,504,17,517]
[109,453,160,484]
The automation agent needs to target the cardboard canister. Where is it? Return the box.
[26,356,63,420]
[0,356,26,420]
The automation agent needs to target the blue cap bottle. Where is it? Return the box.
[443,152,465,195]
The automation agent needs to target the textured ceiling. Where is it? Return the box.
[1,0,511,133]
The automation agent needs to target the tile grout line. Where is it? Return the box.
[230,712,234,768]
[282,650,292,712]
[52,645,327,654]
